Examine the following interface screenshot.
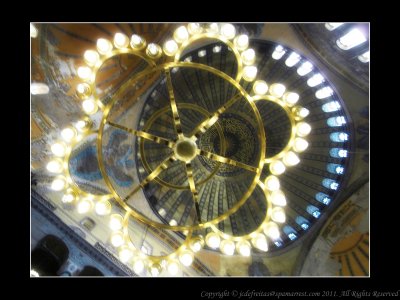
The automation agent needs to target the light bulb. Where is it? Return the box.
[242,66,257,82]
[206,23,219,34]
[205,232,221,249]
[130,34,145,49]
[146,43,161,58]
[62,192,76,204]
[51,177,66,191]
[84,50,99,66]
[30,23,38,38]
[253,80,269,95]
[293,106,310,119]
[158,208,166,217]
[271,207,286,223]
[264,222,280,240]
[296,122,311,137]
[111,231,124,247]
[76,83,91,98]
[133,259,145,274]
[75,119,91,132]
[293,138,309,152]
[118,246,133,263]
[269,83,286,98]
[149,263,162,277]
[187,23,202,35]
[220,240,235,255]
[220,23,236,39]
[265,175,280,191]
[198,49,206,57]
[283,151,300,166]
[179,250,194,267]
[269,160,286,175]
[114,33,129,48]
[51,142,67,157]
[236,240,251,257]
[61,127,77,143]
[213,45,222,53]
[241,48,256,65]
[95,200,111,215]
[97,38,112,55]
[46,159,63,173]
[77,66,92,81]
[283,92,299,106]
[167,260,180,275]
[31,83,49,95]
[82,99,98,115]
[77,198,93,214]
[169,219,177,226]
[109,214,123,231]
[252,234,268,252]
[163,40,178,56]
[190,236,204,252]
[174,26,189,43]
[270,190,287,206]
[234,34,249,50]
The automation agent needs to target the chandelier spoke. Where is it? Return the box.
[184,162,201,223]
[107,121,175,149]
[189,93,242,139]
[123,154,175,202]
[196,149,259,173]
[165,68,184,139]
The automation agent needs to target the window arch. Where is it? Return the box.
[315,192,331,205]
[330,148,348,158]
[327,163,345,174]
[322,101,341,113]
[283,225,298,240]
[322,178,339,190]
[295,216,310,230]
[330,132,348,142]
[327,116,346,127]
[306,205,321,218]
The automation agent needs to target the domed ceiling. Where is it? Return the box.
[31,23,358,276]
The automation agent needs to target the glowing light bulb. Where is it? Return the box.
[95,200,111,215]
[220,240,235,255]
[51,177,66,191]
[270,190,287,206]
[283,92,299,106]
[169,219,177,226]
[84,50,99,66]
[46,159,63,173]
[213,45,222,53]
[205,232,220,249]
[293,138,309,152]
[61,127,77,143]
[271,207,286,223]
[76,83,91,99]
[51,142,66,157]
[111,231,124,247]
[109,214,123,231]
[174,26,189,43]
[96,38,112,54]
[75,119,91,132]
[167,260,180,275]
[241,48,256,65]
[188,23,202,35]
[269,160,286,175]
[179,250,194,266]
[149,263,162,277]
[30,23,38,38]
[296,122,311,137]
[265,175,280,191]
[242,66,257,82]
[82,99,98,115]
[31,83,49,95]
[118,246,133,263]
[293,106,310,119]
[130,34,145,49]
[114,33,129,48]
[283,151,300,166]
[220,23,236,39]
[206,23,219,34]
[133,259,145,274]
[190,236,204,252]
[252,234,268,252]
[146,43,161,58]
[269,83,286,98]
[264,222,280,240]
[163,40,178,56]
[62,192,75,204]
[77,198,93,214]
[77,66,92,80]
[253,80,269,95]
[236,240,251,257]
[234,34,249,50]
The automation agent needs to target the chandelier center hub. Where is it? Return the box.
[174,138,198,162]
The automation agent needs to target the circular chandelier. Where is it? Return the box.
[45,23,312,276]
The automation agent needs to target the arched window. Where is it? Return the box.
[297,61,313,76]
[327,116,346,127]
[307,73,325,87]
[316,86,334,99]
[322,178,339,190]
[330,132,348,142]
[315,192,331,205]
[307,205,321,218]
[283,225,298,240]
[295,216,310,230]
[322,101,341,113]
[327,163,345,174]
[285,52,301,67]
[272,45,286,60]
[330,148,348,158]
